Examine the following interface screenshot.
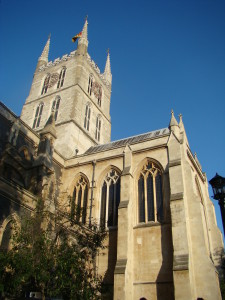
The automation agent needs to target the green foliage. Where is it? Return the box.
[0,201,106,300]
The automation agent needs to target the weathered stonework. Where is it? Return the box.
[0,19,223,300]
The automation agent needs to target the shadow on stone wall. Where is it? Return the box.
[156,223,174,300]
[102,229,118,300]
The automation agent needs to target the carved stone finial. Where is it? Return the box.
[169,109,179,129]
[85,15,88,21]
[179,114,182,120]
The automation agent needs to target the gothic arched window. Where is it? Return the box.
[33,103,44,129]
[138,161,163,223]
[0,221,13,250]
[84,104,91,131]
[96,84,102,107]
[100,169,120,228]
[88,75,93,96]
[57,67,66,88]
[52,96,60,121]
[0,215,20,251]
[71,176,89,224]
[95,116,101,142]
[41,74,50,95]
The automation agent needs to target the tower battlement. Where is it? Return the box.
[37,51,111,88]
[20,19,112,158]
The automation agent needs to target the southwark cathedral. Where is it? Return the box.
[0,19,224,299]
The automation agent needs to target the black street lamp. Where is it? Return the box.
[209,173,225,235]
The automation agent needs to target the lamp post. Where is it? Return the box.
[209,173,225,236]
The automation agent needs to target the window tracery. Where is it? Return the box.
[92,82,102,106]
[88,75,93,96]
[71,176,88,224]
[100,169,120,228]
[57,67,66,88]
[33,103,44,129]
[95,116,101,142]
[41,74,50,95]
[52,96,60,121]
[84,104,91,131]
[138,161,163,223]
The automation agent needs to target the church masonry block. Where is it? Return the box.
[114,144,133,300]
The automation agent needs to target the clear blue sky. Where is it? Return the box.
[1,0,225,235]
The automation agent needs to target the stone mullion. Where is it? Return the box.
[105,181,109,228]
[80,185,84,223]
[144,174,148,222]
[75,185,79,207]
[80,185,84,208]
[76,185,80,220]
[153,174,157,222]
[113,182,117,226]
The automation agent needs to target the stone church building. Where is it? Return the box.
[0,19,224,299]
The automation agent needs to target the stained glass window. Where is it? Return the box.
[138,161,163,223]
[71,176,88,224]
[100,170,120,228]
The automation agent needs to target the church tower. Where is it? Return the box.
[20,19,112,158]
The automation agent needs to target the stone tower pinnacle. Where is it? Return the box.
[39,35,50,63]
[36,35,50,72]
[77,18,88,55]
[104,49,112,85]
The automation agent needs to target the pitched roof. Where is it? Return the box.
[85,127,170,155]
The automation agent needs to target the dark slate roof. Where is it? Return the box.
[85,127,170,155]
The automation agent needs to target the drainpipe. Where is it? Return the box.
[89,160,96,227]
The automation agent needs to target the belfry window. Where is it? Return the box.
[52,96,60,121]
[95,116,101,141]
[100,169,120,228]
[84,104,91,131]
[57,67,66,88]
[41,74,50,95]
[33,103,44,129]
[71,176,89,224]
[138,161,163,223]
[88,75,93,96]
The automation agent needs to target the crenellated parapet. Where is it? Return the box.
[37,50,111,88]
